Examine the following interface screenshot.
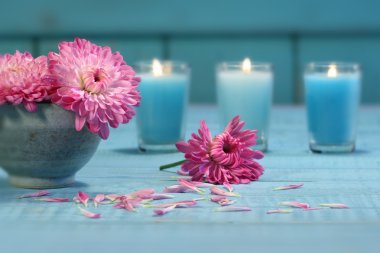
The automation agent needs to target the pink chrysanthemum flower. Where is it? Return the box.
[175,116,264,185]
[48,38,141,139]
[0,51,50,112]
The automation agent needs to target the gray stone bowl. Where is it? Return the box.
[0,104,101,188]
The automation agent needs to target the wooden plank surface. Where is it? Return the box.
[0,106,379,252]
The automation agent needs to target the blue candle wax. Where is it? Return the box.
[217,70,273,150]
[305,73,360,147]
[136,73,189,149]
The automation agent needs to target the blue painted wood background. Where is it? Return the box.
[1,0,380,104]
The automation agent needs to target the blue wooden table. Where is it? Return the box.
[1,106,380,253]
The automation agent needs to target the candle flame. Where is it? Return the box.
[242,58,252,73]
[327,64,338,78]
[152,58,163,76]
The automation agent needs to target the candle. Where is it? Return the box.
[135,59,190,151]
[304,62,361,153]
[216,58,273,151]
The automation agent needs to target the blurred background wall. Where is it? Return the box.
[1,0,380,104]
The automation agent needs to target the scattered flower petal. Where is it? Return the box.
[78,206,101,219]
[266,209,293,214]
[190,182,215,188]
[93,194,105,207]
[129,189,155,199]
[210,187,240,197]
[106,194,122,202]
[302,207,321,211]
[279,201,310,209]
[320,203,349,209]
[163,185,189,193]
[74,191,90,207]
[35,198,69,202]
[273,184,304,191]
[17,190,50,199]
[210,196,236,206]
[223,182,234,192]
[153,204,177,216]
[214,206,251,212]
[178,179,205,194]
[210,196,226,202]
[113,196,142,212]
[150,200,197,209]
[151,194,175,200]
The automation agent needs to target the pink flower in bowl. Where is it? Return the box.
[47,38,141,139]
[0,51,50,112]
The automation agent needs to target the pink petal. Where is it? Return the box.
[190,182,214,188]
[178,179,205,194]
[17,190,50,199]
[223,182,234,192]
[214,206,251,212]
[279,201,310,209]
[152,200,197,209]
[273,184,304,191]
[78,207,101,219]
[266,209,293,214]
[74,191,90,207]
[151,194,175,200]
[105,194,122,202]
[175,141,192,153]
[153,204,177,216]
[210,196,236,206]
[320,203,349,209]
[113,201,135,212]
[35,198,69,202]
[129,188,155,199]
[23,102,37,112]
[98,124,110,139]
[75,116,87,131]
[252,150,264,159]
[163,185,190,193]
[210,187,240,197]
[93,194,105,207]
[210,196,226,202]
[302,207,321,211]
[177,169,189,176]
[113,196,142,212]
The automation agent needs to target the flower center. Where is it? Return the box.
[222,138,239,153]
[94,73,101,82]
[82,68,109,94]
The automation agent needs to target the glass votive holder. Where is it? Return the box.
[216,58,273,151]
[135,59,190,152]
[304,62,361,153]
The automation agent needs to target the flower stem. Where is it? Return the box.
[159,160,187,171]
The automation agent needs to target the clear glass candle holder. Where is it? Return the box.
[216,59,273,151]
[304,62,361,153]
[135,60,190,152]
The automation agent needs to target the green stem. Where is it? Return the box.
[159,160,187,171]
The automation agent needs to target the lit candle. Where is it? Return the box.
[135,59,190,151]
[304,62,361,153]
[216,58,273,151]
